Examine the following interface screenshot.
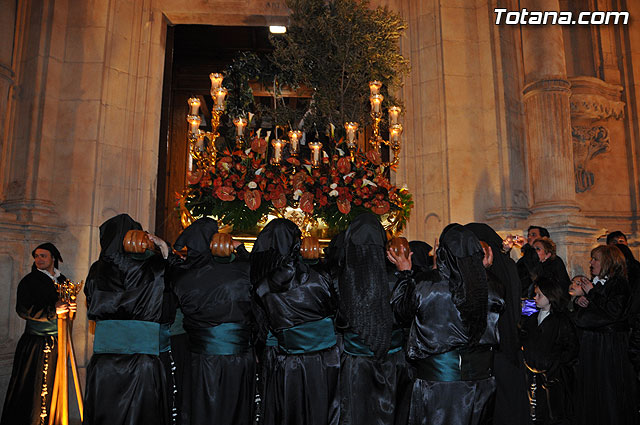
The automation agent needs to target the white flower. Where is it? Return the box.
[330,183,338,190]
[329,190,339,197]
[293,189,303,200]
[255,168,264,175]
[303,165,312,173]
[337,148,345,156]
[362,178,377,187]
[222,162,231,171]
[247,181,257,189]
[343,172,356,180]
[323,150,329,158]
[245,148,252,155]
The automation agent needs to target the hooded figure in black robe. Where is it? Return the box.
[170,217,255,425]
[390,224,504,425]
[251,218,339,425]
[83,214,171,425]
[464,223,529,425]
[1,243,67,425]
[409,241,433,274]
[336,213,412,425]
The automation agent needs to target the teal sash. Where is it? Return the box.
[275,317,337,354]
[25,319,57,336]
[265,331,278,347]
[93,320,162,355]
[170,308,186,336]
[416,346,494,382]
[188,323,251,355]
[344,329,405,357]
[160,323,171,353]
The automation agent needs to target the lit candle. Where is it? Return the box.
[344,122,359,148]
[187,115,201,134]
[388,106,401,125]
[288,130,302,155]
[370,94,384,115]
[309,141,323,167]
[210,73,224,91]
[214,88,227,111]
[233,117,248,137]
[196,132,205,150]
[188,97,201,115]
[369,80,382,96]
[271,139,284,164]
[389,124,403,148]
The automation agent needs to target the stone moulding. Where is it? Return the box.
[569,76,625,121]
[572,125,610,193]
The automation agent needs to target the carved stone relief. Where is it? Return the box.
[571,126,610,193]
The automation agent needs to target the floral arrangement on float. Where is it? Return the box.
[177,0,413,237]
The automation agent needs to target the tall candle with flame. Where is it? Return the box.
[271,139,284,164]
[213,88,227,111]
[288,130,302,155]
[188,97,201,115]
[389,124,403,149]
[369,80,382,96]
[344,122,359,149]
[187,115,201,134]
[233,117,247,137]
[309,141,323,168]
[370,94,384,115]
[210,73,223,91]
[388,106,401,125]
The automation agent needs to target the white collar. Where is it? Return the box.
[38,268,61,281]
[593,276,608,285]
[538,309,551,325]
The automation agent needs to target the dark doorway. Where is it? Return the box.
[155,25,273,242]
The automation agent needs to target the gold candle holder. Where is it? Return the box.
[271,139,285,165]
[309,141,323,168]
[288,130,302,156]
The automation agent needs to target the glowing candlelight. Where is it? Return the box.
[344,122,359,149]
[370,94,384,115]
[309,141,323,167]
[389,124,403,148]
[369,80,382,96]
[213,88,227,111]
[271,139,285,164]
[233,117,248,137]
[188,97,201,116]
[210,73,223,91]
[196,132,205,150]
[187,115,201,134]
[288,130,302,155]
[388,106,401,125]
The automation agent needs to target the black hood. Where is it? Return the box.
[99,214,143,258]
[174,217,218,266]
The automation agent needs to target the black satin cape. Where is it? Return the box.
[1,269,65,425]
[392,224,502,425]
[251,219,340,425]
[464,223,529,425]
[83,214,170,425]
[171,218,255,425]
[572,274,639,425]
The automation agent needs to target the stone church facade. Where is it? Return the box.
[1,0,638,413]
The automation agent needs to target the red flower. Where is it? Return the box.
[300,192,314,214]
[216,186,236,201]
[251,138,268,154]
[366,150,382,166]
[318,195,328,206]
[187,170,203,185]
[245,190,261,211]
[371,200,390,215]
[337,198,351,214]
[287,157,301,166]
[354,199,362,206]
[272,192,287,209]
[337,157,351,174]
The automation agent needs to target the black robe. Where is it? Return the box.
[171,246,255,425]
[83,215,170,425]
[517,244,543,299]
[1,269,66,425]
[572,275,639,425]
[392,268,504,425]
[520,311,578,424]
[254,267,340,425]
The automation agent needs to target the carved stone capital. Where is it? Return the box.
[523,78,571,99]
[572,125,610,193]
[569,76,624,121]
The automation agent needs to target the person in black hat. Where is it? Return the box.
[1,242,75,425]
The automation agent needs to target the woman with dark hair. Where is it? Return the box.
[170,217,255,425]
[251,218,339,425]
[83,214,173,425]
[573,245,639,425]
[465,223,529,425]
[338,213,411,425]
[520,277,578,424]
[388,224,504,425]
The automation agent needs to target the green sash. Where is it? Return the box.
[93,320,163,355]
[275,317,337,354]
[343,328,405,357]
[170,308,186,336]
[25,319,57,336]
[188,323,251,355]
[415,345,494,382]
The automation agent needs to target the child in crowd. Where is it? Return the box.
[520,277,578,425]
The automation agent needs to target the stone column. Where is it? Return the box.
[521,0,579,216]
